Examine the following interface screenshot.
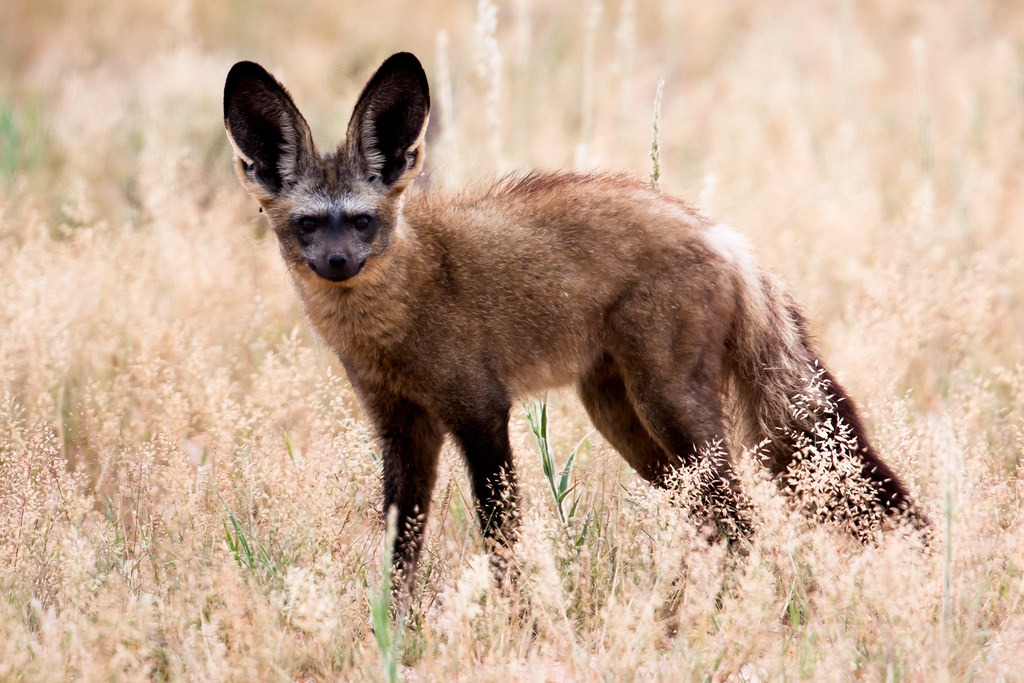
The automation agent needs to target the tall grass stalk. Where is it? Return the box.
[434,30,458,186]
[613,0,636,162]
[649,78,664,191]
[371,506,402,683]
[911,35,933,174]
[475,0,503,171]
[942,431,955,634]
[574,0,603,169]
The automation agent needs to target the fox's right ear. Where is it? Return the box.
[224,61,316,200]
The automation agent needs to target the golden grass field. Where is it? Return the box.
[2,0,1023,679]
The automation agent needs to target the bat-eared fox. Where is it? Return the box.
[224,52,927,602]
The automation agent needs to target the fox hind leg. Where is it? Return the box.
[577,354,675,484]
[577,354,754,543]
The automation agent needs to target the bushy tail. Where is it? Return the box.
[724,266,928,538]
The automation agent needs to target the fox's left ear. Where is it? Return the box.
[346,52,430,192]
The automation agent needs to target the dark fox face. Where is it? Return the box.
[285,207,376,281]
[223,53,430,285]
[268,167,397,283]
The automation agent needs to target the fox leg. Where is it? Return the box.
[370,398,446,601]
[578,354,754,542]
[448,405,520,573]
[577,354,675,483]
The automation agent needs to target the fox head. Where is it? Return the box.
[224,53,430,284]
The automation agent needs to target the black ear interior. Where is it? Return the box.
[224,61,310,193]
[348,52,430,186]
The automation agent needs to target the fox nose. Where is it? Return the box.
[310,252,364,282]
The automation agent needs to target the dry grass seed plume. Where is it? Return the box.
[2,0,1024,680]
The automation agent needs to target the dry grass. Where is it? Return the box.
[2,0,1023,679]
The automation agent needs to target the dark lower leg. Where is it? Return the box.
[451,409,520,577]
[374,400,445,602]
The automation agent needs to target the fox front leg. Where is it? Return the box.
[447,404,520,582]
[372,398,445,603]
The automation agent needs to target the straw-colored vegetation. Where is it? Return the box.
[2,0,1023,679]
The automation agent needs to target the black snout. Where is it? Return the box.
[307,252,366,282]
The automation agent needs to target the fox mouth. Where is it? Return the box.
[307,258,366,282]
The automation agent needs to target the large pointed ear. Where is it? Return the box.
[224,61,316,198]
[346,52,430,192]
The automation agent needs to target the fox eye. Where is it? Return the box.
[353,215,370,230]
[299,218,317,234]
